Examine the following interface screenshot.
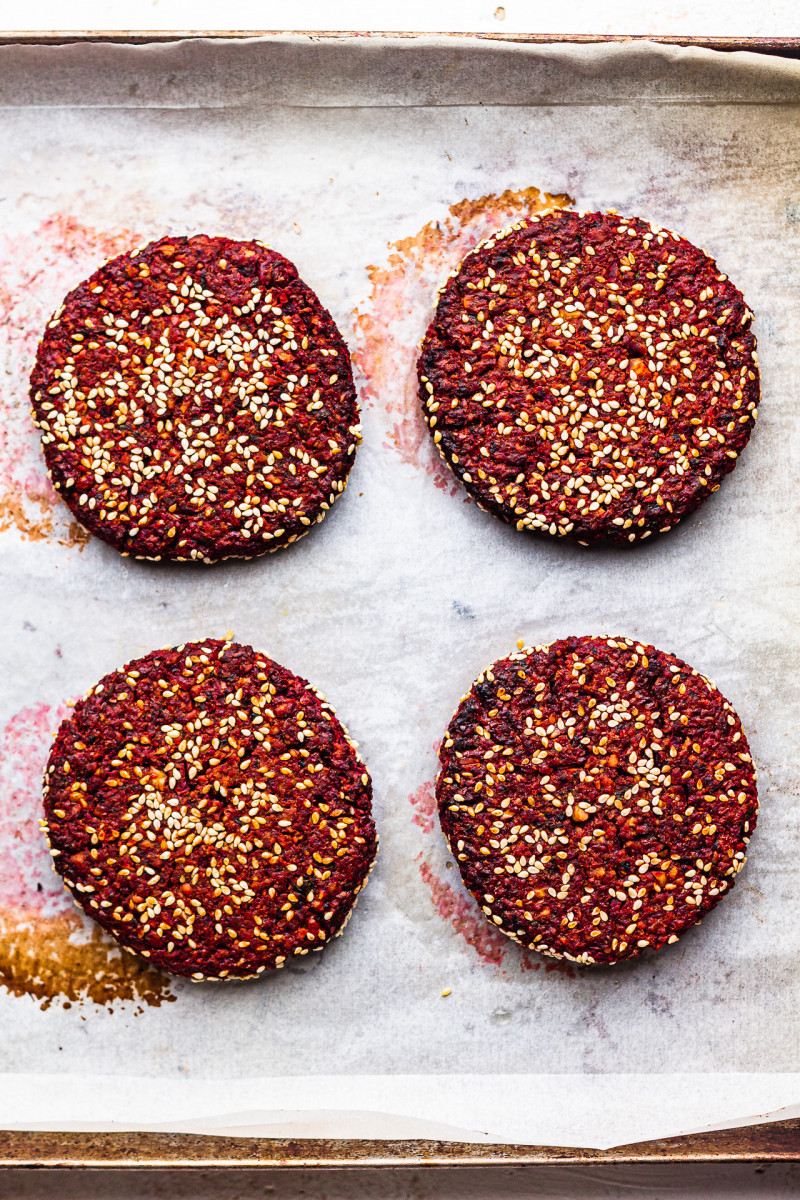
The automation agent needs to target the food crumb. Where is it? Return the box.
[441,988,451,997]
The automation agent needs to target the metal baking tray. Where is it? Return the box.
[1,28,799,1169]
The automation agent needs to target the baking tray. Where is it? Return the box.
[0,31,799,56]
[1,28,800,1168]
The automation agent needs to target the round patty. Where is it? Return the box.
[31,236,361,562]
[41,639,377,980]
[437,635,757,964]
[418,210,759,544]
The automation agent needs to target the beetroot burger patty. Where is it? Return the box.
[418,210,759,544]
[437,635,757,965]
[31,236,361,561]
[41,639,377,980]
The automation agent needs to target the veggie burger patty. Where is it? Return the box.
[31,235,361,561]
[41,638,378,980]
[419,210,759,544]
[437,634,757,964]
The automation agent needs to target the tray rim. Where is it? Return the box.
[3,1117,800,1168]
[0,30,799,55]
[1,25,799,1170]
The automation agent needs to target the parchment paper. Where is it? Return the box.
[0,34,799,1150]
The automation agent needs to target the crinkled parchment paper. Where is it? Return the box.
[0,34,799,1149]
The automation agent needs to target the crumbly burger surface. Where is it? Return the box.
[418,210,759,544]
[31,235,361,561]
[436,635,757,964]
[41,639,377,980]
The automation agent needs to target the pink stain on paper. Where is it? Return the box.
[409,779,437,835]
[410,735,568,974]
[418,856,508,967]
[410,755,508,965]
[0,214,141,546]
[0,701,70,915]
[411,769,541,972]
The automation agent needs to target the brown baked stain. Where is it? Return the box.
[0,906,175,1011]
[0,213,142,547]
[352,186,573,486]
[0,700,175,1010]
[0,484,54,541]
[66,520,91,548]
[0,485,90,548]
